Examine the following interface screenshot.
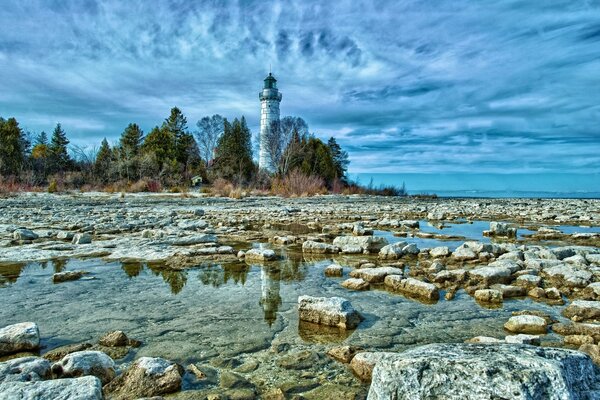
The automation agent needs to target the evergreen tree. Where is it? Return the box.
[327,137,349,180]
[94,138,112,182]
[48,123,71,172]
[118,123,144,180]
[35,131,48,146]
[141,126,175,170]
[0,117,26,176]
[213,117,254,182]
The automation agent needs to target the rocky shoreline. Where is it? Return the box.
[1,192,599,399]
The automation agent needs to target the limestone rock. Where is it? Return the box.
[368,343,600,399]
[324,264,343,277]
[564,335,594,346]
[350,266,403,283]
[72,233,92,245]
[385,277,439,301]
[474,289,503,304]
[298,296,361,329]
[43,342,93,362]
[563,300,600,322]
[504,315,547,334]
[98,330,132,347]
[104,356,183,399]
[429,246,450,258]
[0,356,51,383]
[341,278,370,291]
[0,376,102,400]
[327,345,363,363]
[52,270,87,283]
[505,334,540,345]
[468,266,512,285]
[489,221,517,237]
[350,352,390,382]
[0,322,40,356]
[244,248,276,262]
[378,242,407,260]
[302,240,339,254]
[51,350,115,385]
[333,235,388,253]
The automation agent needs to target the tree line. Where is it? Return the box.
[0,108,351,194]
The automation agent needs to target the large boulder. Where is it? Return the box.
[367,343,600,399]
[51,350,115,385]
[0,376,102,400]
[0,322,40,356]
[104,357,183,399]
[298,296,361,329]
[488,222,517,238]
[333,235,388,253]
[0,356,51,383]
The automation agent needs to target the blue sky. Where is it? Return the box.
[0,0,599,174]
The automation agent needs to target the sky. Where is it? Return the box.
[0,0,599,175]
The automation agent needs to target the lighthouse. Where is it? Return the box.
[259,73,282,171]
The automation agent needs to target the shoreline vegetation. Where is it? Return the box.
[0,109,410,198]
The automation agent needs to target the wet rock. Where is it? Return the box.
[298,296,361,329]
[333,235,388,253]
[451,244,477,261]
[378,243,405,260]
[385,277,439,301]
[543,264,592,288]
[511,310,555,325]
[51,350,115,385]
[488,221,517,238]
[341,278,370,291]
[13,229,38,241]
[244,248,277,262]
[552,322,600,339]
[515,274,542,288]
[490,284,526,298]
[350,266,403,283]
[301,240,339,254]
[52,270,87,283]
[579,344,600,365]
[545,287,562,300]
[324,264,343,277]
[582,282,600,300]
[0,322,40,356]
[72,233,92,245]
[0,356,51,383]
[276,350,319,370]
[429,246,450,258]
[98,330,135,347]
[43,343,93,362]
[563,300,600,322]
[474,289,503,304]
[468,265,512,285]
[504,315,547,334]
[0,375,102,400]
[564,335,594,346]
[220,371,255,390]
[368,343,600,399]
[505,334,540,345]
[326,345,363,363]
[528,287,547,299]
[104,356,183,399]
[349,352,390,382]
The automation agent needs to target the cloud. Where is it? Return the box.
[0,0,598,174]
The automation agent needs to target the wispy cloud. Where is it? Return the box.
[0,0,599,173]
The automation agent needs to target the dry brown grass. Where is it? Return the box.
[271,170,326,197]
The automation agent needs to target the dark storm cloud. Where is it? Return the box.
[0,0,598,172]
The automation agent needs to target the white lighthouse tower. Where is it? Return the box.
[259,73,282,171]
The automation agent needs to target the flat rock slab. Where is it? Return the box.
[298,296,361,330]
[0,322,40,356]
[0,375,102,400]
[368,343,600,400]
[504,315,548,334]
[563,300,600,322]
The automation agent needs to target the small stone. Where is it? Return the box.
[52,271,87,283]
[51,350,116,385]
[341,278,370,291]
[72,233,92,245]
[474,289,503,304]
[504,315,547,334]
[324,264,343,277]
[505,334,540,345]
[0,322,40,356]
[326,346,363,363]
[98,331,129,347]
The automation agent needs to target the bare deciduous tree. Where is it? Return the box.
[195,114,224,164]
[264,116,308,174]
